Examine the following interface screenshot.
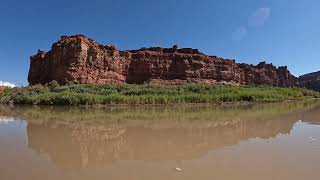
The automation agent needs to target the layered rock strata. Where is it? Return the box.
[28,35,297,87]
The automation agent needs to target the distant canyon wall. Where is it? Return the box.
[298,71,320,91]
[28,35,297,87]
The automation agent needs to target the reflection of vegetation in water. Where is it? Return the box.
[18,100,320,171]
[0,100,319,128]
[2,100,319,171]
[1,83,319,105]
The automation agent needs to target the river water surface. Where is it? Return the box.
[1,101,320,180]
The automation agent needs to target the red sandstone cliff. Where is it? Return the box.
[28,35,297,87]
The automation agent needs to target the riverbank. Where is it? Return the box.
[0,83,319,105]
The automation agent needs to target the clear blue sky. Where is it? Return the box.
[1,0,319,86]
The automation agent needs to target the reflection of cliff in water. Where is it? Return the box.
[27,117,295,169]
[14,101,318,172]
[300,105,320,124]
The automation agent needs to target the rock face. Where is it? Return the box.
[28,35,297,87]
[0,86,6,94]
[298,71,320,91]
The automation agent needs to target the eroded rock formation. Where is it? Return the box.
[28,35,297,86]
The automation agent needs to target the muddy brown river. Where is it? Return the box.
[0,101,320,180]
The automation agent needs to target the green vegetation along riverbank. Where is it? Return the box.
[0,83,319,105]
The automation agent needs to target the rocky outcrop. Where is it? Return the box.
[298,71,320,91]
[28,35,297,87]
[0,87,6,94]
